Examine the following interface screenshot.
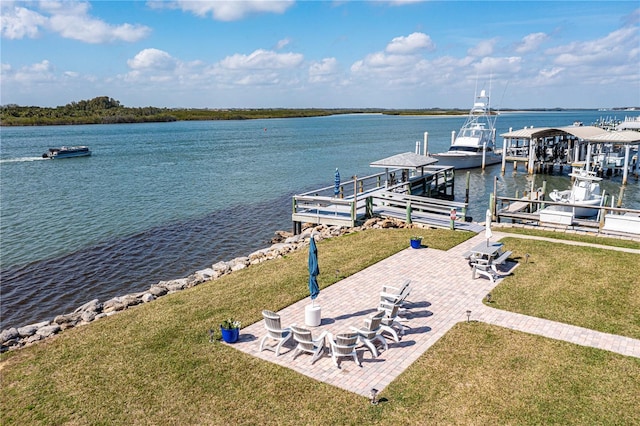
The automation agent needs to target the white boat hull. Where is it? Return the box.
[431,152,501,169]
[549,191,602,217]
[555,201,601,218]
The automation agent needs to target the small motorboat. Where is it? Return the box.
[548,168,603,217]
[42,146,91,159]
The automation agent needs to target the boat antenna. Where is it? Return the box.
[497,80,509,113]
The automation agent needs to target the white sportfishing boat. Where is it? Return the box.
[431,88,501,169]
[548,168,604,217]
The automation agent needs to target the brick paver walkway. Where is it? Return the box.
[231,232,640,397]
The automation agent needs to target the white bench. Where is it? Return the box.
[493,250,512,265]
[469,250,512,281]
[471,260,497,282]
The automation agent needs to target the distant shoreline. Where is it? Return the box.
[2,96,627,127]
[0,107,473,127]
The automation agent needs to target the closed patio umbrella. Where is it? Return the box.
[485,209,493,246]
[308,235,320,306]
[334,168,340,197]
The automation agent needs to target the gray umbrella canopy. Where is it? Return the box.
[308,236,320,304]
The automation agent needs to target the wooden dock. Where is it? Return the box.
[292,170,483,233]
[501,191,543,214]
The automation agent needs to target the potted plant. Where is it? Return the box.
[410,236,423,249]
[220,318,241,343]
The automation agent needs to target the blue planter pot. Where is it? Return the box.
[410,239,422,249]
[220,327,239,343]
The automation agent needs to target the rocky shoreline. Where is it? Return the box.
[1,216,420,352]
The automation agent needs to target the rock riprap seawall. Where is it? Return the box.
[1,217,419,352]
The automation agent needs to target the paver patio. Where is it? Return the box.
[231,232,640,397]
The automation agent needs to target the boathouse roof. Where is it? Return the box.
[586,130,640,143]
[369,152,439,170]
[501,126,640,144]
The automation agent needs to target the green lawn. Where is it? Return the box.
[1,227,638,425]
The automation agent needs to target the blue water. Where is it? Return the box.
[1,111,638,329]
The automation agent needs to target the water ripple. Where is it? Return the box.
[1,195,292,330]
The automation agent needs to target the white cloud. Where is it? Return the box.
[0,3,47,39]
[219,49,303,70]
[159,0,295,21]
[0,1,150,43]
[43,1,151,43]
[308,58,339,83]
[1,59,55,83]
[206,49,305,87]
[385,32,435,54]
[473,56,522,76]
[128,49,178,71]
[548,26,638,67]
[515,32,548,54]
[539,67,564,79]
[468,38,498,57]
[276,38,291,50]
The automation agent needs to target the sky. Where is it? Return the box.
[1,1,639,109]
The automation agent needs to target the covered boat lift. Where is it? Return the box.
[500,126,640,184]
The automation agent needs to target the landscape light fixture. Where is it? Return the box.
[525,253,530,264]
[466,310,471,323]
[370,388,379,405]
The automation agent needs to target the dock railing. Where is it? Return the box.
[292,169,470,233]
[370,192,468,224]
[292,172,386,232]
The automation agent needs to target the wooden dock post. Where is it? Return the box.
[450,208,456,230]
[492,176,498,220]
[617,185,625,208]
[501,136,507,175]
[463,171,470,220]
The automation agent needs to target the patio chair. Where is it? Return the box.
[259,310,294,356]
[349,310,388,358]
[380,279,411,305]
[377,300,406,343]
[380,279,412,319]
[327,332,361,368]
[290,325,327,365]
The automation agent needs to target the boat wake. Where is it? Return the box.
[0,156,47,163]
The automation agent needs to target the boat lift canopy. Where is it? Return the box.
[370,152,439,175]
[501,126,640,144]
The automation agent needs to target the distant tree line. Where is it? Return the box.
[0,96,178,126]
[0,96,497,127]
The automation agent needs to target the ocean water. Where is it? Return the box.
[1,111,638,330]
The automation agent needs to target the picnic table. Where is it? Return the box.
[463,242,512,282]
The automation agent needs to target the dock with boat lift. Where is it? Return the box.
[499,125,640,184]
[492,176,640,237]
